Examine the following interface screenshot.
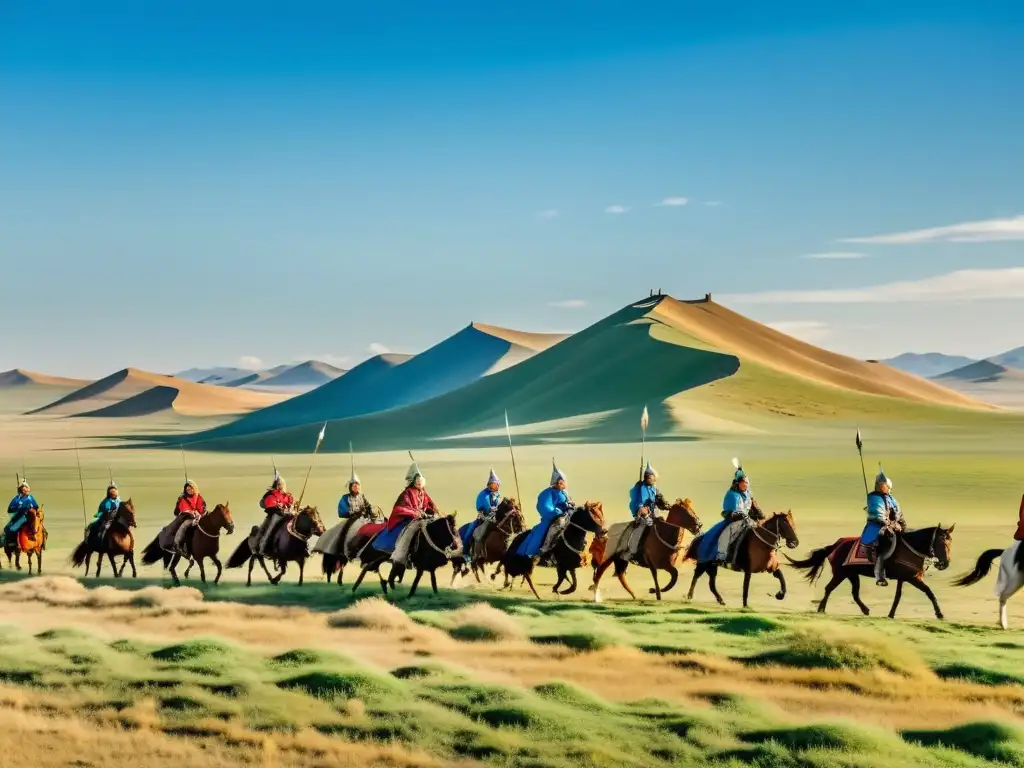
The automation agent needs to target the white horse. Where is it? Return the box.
[954,542,1024,629]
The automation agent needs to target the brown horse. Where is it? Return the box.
[451,497,525,585]
[787,524,954,619]
[318,505,386,586]
[3,506,46,574]
[590,499,703,601]
[226,506,325,586]
[501,501,606,599]
[350,513,464,597]
[685,511,799,607]
[140,503,236,586]
[69,498,139,578]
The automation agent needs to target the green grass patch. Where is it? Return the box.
[903,721,1024,764]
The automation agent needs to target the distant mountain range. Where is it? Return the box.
[176,360,347,392]
[882,347,1024,379]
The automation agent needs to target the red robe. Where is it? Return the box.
[261,489,294,512]
[175,494,207,516]
[1015,494,1024,541]
[386,487,437,531]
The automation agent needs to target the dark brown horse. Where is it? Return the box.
[501,501,607,599]
[3,506,46,574]
[69,498,139,578]
[452,497,525,586]
[685,511,800,607]
[590,499,703,601]
[226,506,326,586]
[351,514,464,597]
[318,505,386,586]
[141,503,235,586]
[787,524,954,619]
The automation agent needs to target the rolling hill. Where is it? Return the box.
[933,360,1024,409]
[880,352,977,378]
[0,369,92,414]
[193,324,565,441]
[187,294,992,453]
[991,346,1024,369]
[0,369,88,389]
[176,366,257,385]
[226,360,347,391]
[29,368,287,418]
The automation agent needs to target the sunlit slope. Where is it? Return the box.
[0,369,92,415]
[196,324,562,441]
[193,297,741,451]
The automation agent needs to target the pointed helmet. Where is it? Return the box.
[405,461,424,486]
[550,459,566,486]
[487,468,500,486]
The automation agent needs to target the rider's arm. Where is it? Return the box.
[654,492,670,511]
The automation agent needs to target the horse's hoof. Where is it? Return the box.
[775,592,785,601]
[593,589,602,603]
[936,613,945,621]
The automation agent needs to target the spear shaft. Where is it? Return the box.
[503,411,523,506]
[296,423,327,509]
[74,441,88,526]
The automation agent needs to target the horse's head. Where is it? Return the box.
[117,498,138,528]
[669,498,702,535]
[209,502,235,535]
[27,505,44,533]
[932,523,955,571]
[768,510,799,549]
[298,506,327,537]
[574,501,607,536]
[497,497,526,534]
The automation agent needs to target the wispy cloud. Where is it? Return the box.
[536,209,560,220]
[655,197,688,207]
[766,320,831,343]
[237,356,264,369]
[723,267,1024,305]
[604,205,629,214]
[549,299,587,309]
[801,251,867,260]
[844,214,1024,244]
[367,342,391,355]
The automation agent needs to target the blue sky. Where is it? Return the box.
[2,2,1023,377]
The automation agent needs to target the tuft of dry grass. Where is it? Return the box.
[327,597,417,631]
[0,576,204,610]
[447,603,525,642]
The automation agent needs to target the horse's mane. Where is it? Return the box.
[902,525,941,548]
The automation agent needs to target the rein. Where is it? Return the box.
[750,516,792,552]
[420,518,462,559]
[287,512,320,542]
[195,514,224,539]
[651,520,686,551]
[898,528,940,571]
[560,508,600,554]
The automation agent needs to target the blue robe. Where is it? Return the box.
[94,498,120,522]
[696,488,754,563]
[861,492,900,546]
[629,483,660,518]
[6,494,39,534]
[461,488,502,551]
[337,493,370,519]
[515,487,569,557]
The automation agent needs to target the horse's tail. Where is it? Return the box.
[784,543,837,584]
[69,539,90,568]
[952,548,1003,587]
[140,535,164,566]
[322,553,340,576]
[226,537,253,569]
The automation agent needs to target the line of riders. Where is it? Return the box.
[4,454,916,588]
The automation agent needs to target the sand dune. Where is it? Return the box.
[197,324,561,441]
[30,367,286,418]
[0,369,89,389]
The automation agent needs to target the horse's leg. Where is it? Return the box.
[211,555,223,585]
[661,566,679,594]
[551,565,565,593]
[108,552,120,577]
[592,555,615,589]
[37,549,42,574]
[298,559,305,587]
[184,559,194,578]
[560,568,578,596]
[196,556,207,583]
[491,562,503,581]
[772,567,787,601]
[83,552,91,576]
[687,564,704,601]
[706,565,726,606]
[524,573,542,600]
[429,569,439,594]
[616,560,638,600]
[270,562,287,585]
[905,576,944,620]
[128,550,137,578]
[169,554,181,587]
[246,556,256,586]
[473,562,482,583]
[817,571,847,614]
[650,567,662,601]
[742,570,752,608]
[26,552,33,575]
[406,569,424,598]
[337,558,345,586]
[352,566,369,593]
[94,551,102,578]
[849,574,870,615]
[259,556,278,583]
[887,580,904,619]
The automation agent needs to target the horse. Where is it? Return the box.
[501,501,606,599]
[3,506,46,574]
[317,505,386,586]
[787,524,954,619]
[69,498,139,578]
[589,499,703,602]
[226,506,325,586]
[350,514,463,597]
[685,511,799,607]
[141,503,235,586]
[952,542,1021,629]
[452,497,525,586]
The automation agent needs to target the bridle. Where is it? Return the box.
[195,510,230,539]
[420,516,462,559]
[749,514,795,552]
[899,527,945,571]
[560,505,602,554]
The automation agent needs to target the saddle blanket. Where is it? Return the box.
[830,537,874,567]
[357,522,386,539]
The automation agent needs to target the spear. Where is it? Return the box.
[349,442,355,480]
[638,405,649,482]
[296,422,327,509]
[180,445,189,483]
[74,440,88,526]
[503,410,523,506]
[855,427,869,497]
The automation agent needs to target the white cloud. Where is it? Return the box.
[766,320,831,343]
[367,342,391,355]
[722,267,1024,305]
[605,205,629,214]
[536,209,560,220]
[844,214,1024,244]
[237,356,264,369]
[801,251,867,260]
[549,299,587,309]
[655,197,688,207]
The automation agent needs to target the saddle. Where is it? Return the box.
[839,537,874,567]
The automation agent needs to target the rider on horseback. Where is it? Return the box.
[696,459,763,569]
[172,479,207,554]
[387,461,439,568]
[337,472,372,520]
[256,472,294,556]
[624,462,669,562]
[515,460,573,561]
[462,469,501,561]
[862,467,905,587]
[4,479,39,546]
[87,482,120,546]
